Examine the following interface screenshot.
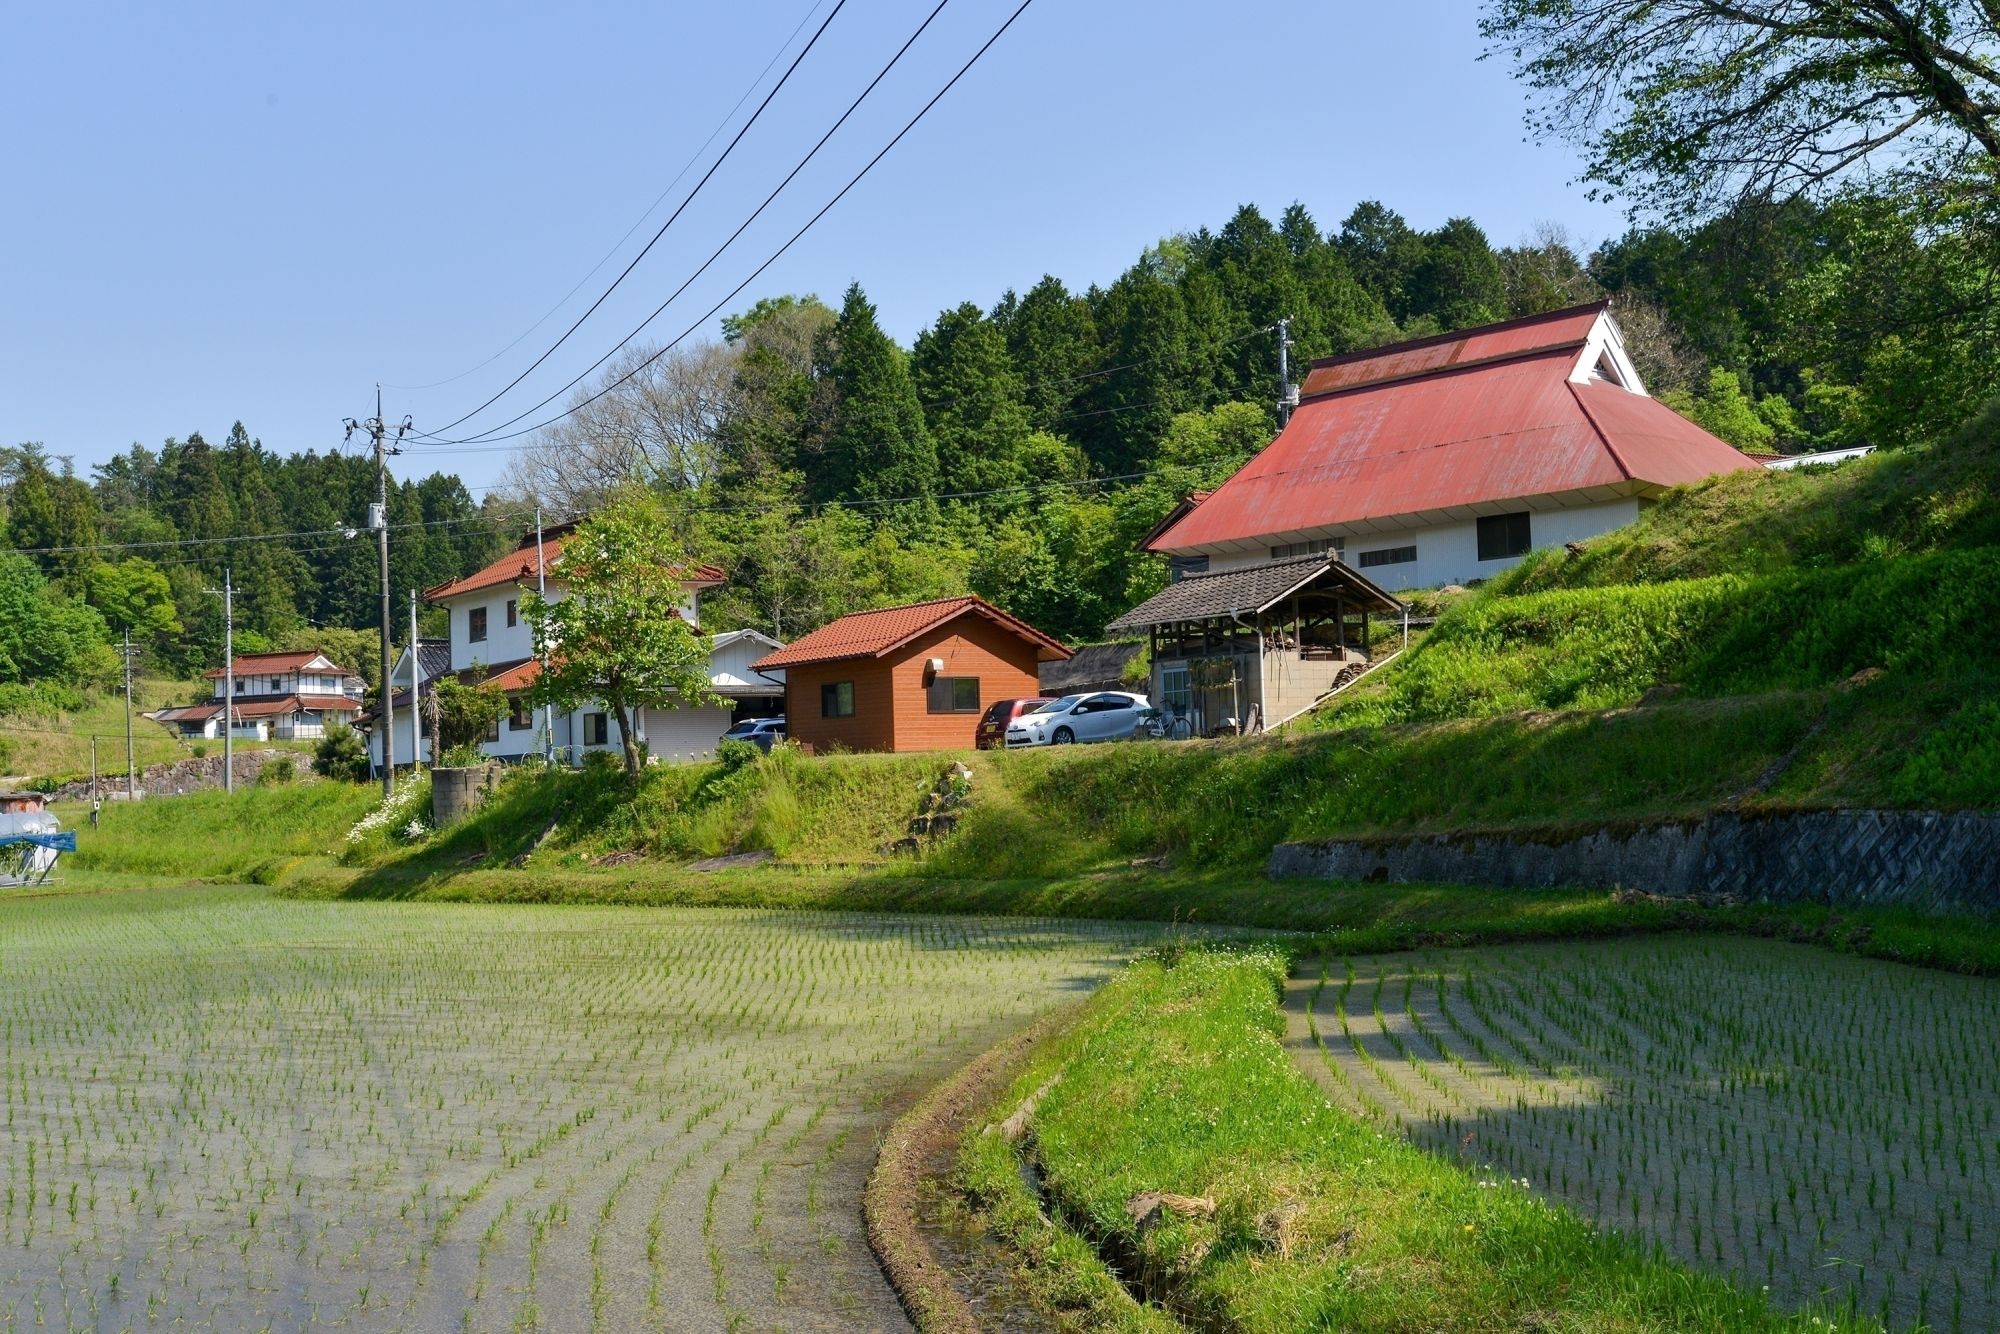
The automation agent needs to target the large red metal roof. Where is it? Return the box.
[1149,312,1761,553]
[1298,302,1606,398]
[750,597,1071,670]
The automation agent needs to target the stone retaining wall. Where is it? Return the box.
[1269,808,2000,915]
[49,749,304,801]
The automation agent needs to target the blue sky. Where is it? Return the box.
[2,1,1626,497]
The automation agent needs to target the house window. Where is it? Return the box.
[483,713,500,743]
[583,713,608,746]
[506,599,518,628]
[1476,512,1533,561]
[820,681,855,719]
[509,697,533,731]
[469,607,488,642]
[927,677,980,714]
[1358,545,1418,568]
[1271,538,1340,561]
[1167,554,1208,583]
[268,676,282,692]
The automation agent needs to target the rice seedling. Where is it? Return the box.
[0,883,1142,1330]
[1295,935,2000,1331]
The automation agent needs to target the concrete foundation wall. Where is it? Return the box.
[1269,808,2000,916]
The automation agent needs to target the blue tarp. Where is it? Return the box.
[0,832,75,852]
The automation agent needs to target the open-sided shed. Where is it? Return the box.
[1105,555,1404,733]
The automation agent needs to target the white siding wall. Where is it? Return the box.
[449,593,536,671]
[638,705,735,763]
[1205,498,1641,591]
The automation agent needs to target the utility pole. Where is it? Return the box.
[121,628,137,799]
[90,736,99,805]
[203,570,235,794]
[536,506,554,765]
[1276,316,1298,427]
[409,589,423,768]
[345,391,412,796]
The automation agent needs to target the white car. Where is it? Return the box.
[1004,691,1151,747]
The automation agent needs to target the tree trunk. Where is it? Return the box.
[612,696,642,776]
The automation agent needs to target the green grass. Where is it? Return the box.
[961,947,1870,1332]
[61,781,379,881]
[0,674,210,782]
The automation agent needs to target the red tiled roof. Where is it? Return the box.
[749,597,1071,670]
[200,651,353,679]
[425,532,727,602]
[1148,310,1761,553]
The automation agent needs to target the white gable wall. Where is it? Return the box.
[1204,497,1641,591]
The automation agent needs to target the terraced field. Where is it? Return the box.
[1287,936,2000,1333]
[0,885,1141,1332]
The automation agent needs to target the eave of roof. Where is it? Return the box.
[1105,555,1401,634]
[749,597,1071,671]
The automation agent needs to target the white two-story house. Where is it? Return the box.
[151,650,366,740]
[364,525,784,772]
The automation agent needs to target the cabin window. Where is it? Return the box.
[927,677,981,714]
[509,697,533,731]
[505,599,518,628]
[469,607,488,642]
[1271,537,1340,561]
[820,681,855,719]
[1477,512,1533,561]
[1358,545,1417,568]
[583,712,608,746]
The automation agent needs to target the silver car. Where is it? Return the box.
[1004,691,1151,747]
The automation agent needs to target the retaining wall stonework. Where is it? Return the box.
[1268,808,2000,915]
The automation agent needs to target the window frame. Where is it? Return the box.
[505,598,517,628]
[926,676,981,714]
[583,712,608,746]
[820,681,855,719]
[1476,512,1533,562]
[468,606,488,643]
[508,697,533,731]
[1358,544,1418,569]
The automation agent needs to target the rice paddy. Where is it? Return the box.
[1288,935,2000,1333]
[0,885,1141,1332]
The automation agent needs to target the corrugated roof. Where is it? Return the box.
[426,532,726,602]
[1039,642,1143,694]
[749,597,1071,670]
[1106,556,1401,633]
[1299,302,1606,398]
[1149,311,1761,554]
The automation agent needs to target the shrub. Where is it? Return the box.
[311,725,368,783]
[257,758,296,787]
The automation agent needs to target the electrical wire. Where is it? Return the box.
[412,0,1038,452]
[421,0,851,438]
[411,0,958,448]
[381,0,832,393]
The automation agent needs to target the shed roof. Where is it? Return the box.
[1039,642,1144,695]
[749,597,1071,670]
[1148,306,1761,554]
[1105,556,1401,634]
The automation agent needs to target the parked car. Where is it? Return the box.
[721,717,787,753]
[1005,692,1150,747]
[975,697,1053,749]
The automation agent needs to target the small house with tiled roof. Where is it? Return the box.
[750,597,1071,754]
[364,524,773,772]
[1145,303,1764,590]
[151,650,365,740]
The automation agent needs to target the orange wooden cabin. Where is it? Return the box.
[749,597,1071,753]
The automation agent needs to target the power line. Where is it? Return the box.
[412,0,1038,453]
[381,0,834,393]
[412,0,957,449]
[421,0,851,439]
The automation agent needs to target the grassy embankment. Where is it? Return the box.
[0,674,213,783]
[956,946,1873,1332]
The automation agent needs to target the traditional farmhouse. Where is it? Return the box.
[150,650,365,740]
[1144,303,1765,590]
[363,526,783,771]
[749,597,1071,753]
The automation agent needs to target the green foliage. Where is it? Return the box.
[311,724,369,783]
[64,781,379,878]
[430,673,505,752]
[807,284,938,516]
[83,558,181,636]
[1890,699,2000,808]
[0,551,116,693]
[526,490,719,775]
[256,758,296,787]
[1661,367,1781,454]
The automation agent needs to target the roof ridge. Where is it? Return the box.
[1304,300,1610,371]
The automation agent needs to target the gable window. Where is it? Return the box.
[1477,512,1533,561]
[583,712,608,746]
[1358,545,1417,568]
[820,681,855,719]
[268,676,282,692]
[1271,537,1340,561]
[505,598,518,628]
[469,607,488,642]
[927,677,981,714]
[509,697,533,731]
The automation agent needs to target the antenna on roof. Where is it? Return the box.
[1276,317,1298,427]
